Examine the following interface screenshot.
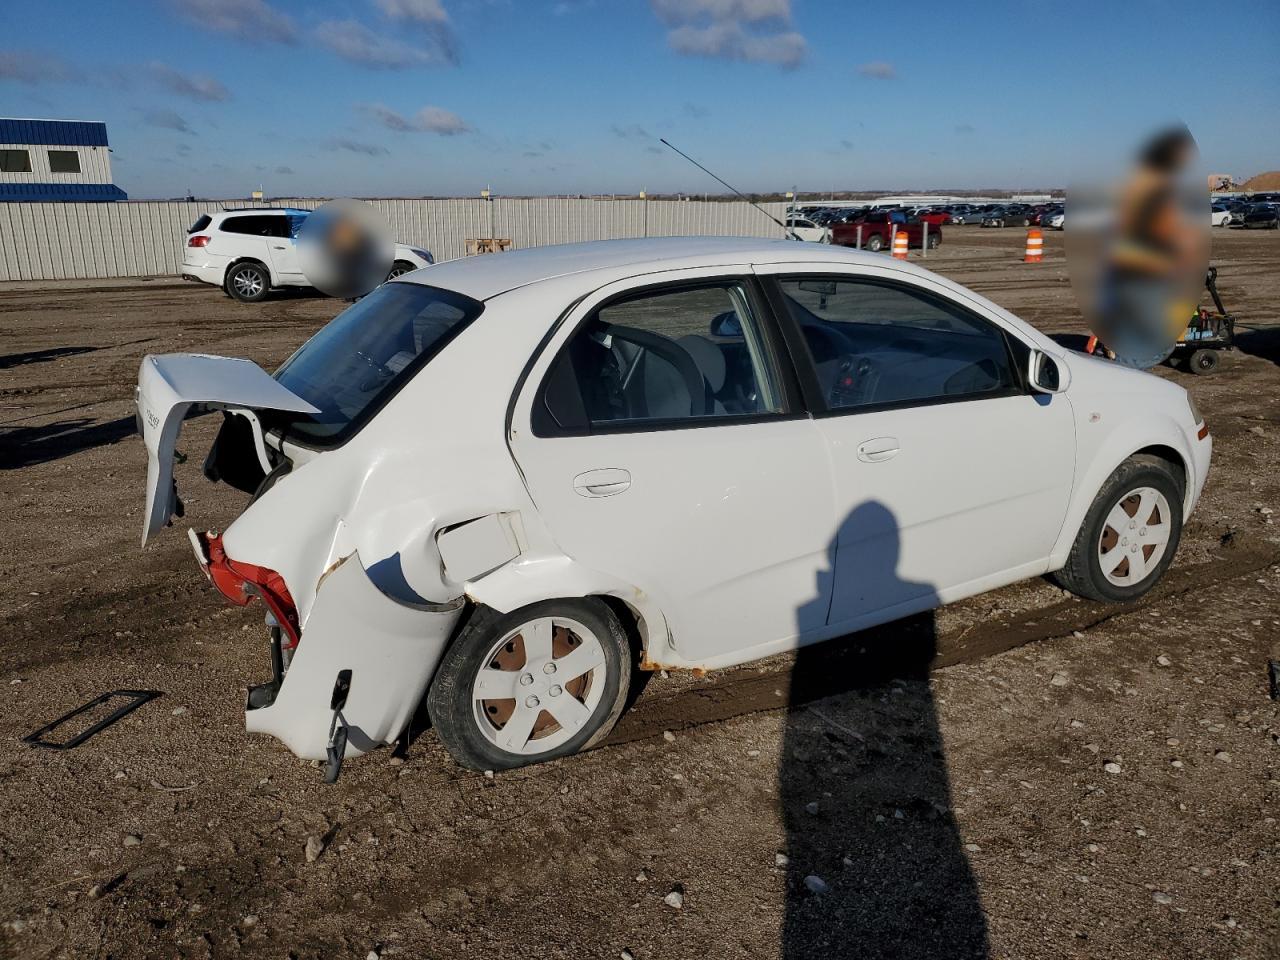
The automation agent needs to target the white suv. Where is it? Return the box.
[182,208,434,302]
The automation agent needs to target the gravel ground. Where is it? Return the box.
[0,226,1277,960]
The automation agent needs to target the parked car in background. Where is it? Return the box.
[1046,209,1066,230]
[981,206,1030,228]
[1223,202,1250,226]
[831,212,941,251]
[914,208,951,226]
[1210,205,1232,227]
[183,208,435,303]
[136,236,1211,773]
[1240,204,1279,229]
[787,217,832,243]
[949,206,986,225]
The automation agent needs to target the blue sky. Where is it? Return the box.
[3,0,1277,199]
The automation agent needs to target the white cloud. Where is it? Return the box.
[856,61,896,80]
[651,0,805,68]
[361,103,471,135]
[375,0,448,24]
[143,109,195,134]
[0,49,82,85]
[148,62,231,101]
[171,0,297,44]
[315,19,455,68]
[324,137,390,156]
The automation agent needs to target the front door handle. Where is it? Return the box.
[272,245,287,250]
[573,468,632,498]
[857,437,900,463]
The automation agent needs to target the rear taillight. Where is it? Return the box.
[196,532,301,649]
[188,235,211,247]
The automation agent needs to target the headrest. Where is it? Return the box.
[677,334,726,393]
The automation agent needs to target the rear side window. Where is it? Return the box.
[187,215,212,234]
[536,282,783,435]
[0,149,31,173]
[272,283,483,446]
[776,278,1016,412]
[48,150,80,173]
[220,215,290,237]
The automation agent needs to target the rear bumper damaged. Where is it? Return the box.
[245,553,464,760]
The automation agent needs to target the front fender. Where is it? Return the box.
[1049,410,1200,568]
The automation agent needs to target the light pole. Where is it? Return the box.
[480,186,493,248]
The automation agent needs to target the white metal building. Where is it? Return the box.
[0,118,126,202]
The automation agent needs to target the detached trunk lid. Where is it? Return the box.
[137,354,319,545]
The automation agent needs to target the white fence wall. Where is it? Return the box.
[0,198,791,282]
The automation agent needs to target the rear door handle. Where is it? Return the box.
[272,245,287,250]
[573,468,632,498]
[857,437,900,463]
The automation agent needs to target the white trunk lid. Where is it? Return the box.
[136,354,319,545]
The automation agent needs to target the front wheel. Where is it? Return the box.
[927,232,941,249]
[226,261,269,303]
[864,234,884,252]
[427,599,632,771]
[1052,455,1183,603]
[386,259,415,281]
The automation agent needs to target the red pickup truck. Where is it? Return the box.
[830,213,941,252]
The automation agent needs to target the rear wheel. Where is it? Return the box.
[1189,348,1219,375]
[927,232,941,249]
[427,599,632,771]
[1052,455,1183,603]
[865,234,884,252]
[226,261,269,303]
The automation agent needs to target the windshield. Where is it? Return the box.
[271,282,484,445]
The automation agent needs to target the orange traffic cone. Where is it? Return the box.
[891,228,909,260]
[1024,227,1043,263]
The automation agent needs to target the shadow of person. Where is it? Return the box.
[781,501,988,959]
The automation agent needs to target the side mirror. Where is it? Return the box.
[1028,349,1069,394]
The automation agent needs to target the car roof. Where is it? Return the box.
[214,207,308,218]
[397,236,904,301]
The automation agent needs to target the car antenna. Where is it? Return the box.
[658,138,801,241]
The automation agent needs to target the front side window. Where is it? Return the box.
[776,277,1016,412]
[537,282,783,434]
[0,149,31,173]
[271,283,483,444]
[48,149,80,173]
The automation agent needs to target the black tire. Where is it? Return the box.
[225,261,270,303]
[1051,455,1184,603]
[865,234,884,252]
[1188,349,1219,375]
[386,259,415,282]
[427,598,632,771]
[927,232,941,249]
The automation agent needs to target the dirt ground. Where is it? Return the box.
[1,227,1278,960]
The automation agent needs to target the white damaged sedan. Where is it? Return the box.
[136,238,1211,772]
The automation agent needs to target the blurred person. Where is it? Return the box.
[1095,125,1203,368]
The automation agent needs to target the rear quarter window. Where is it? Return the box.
[188,215,212,234]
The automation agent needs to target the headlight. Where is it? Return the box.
[1187,393,1202,425]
